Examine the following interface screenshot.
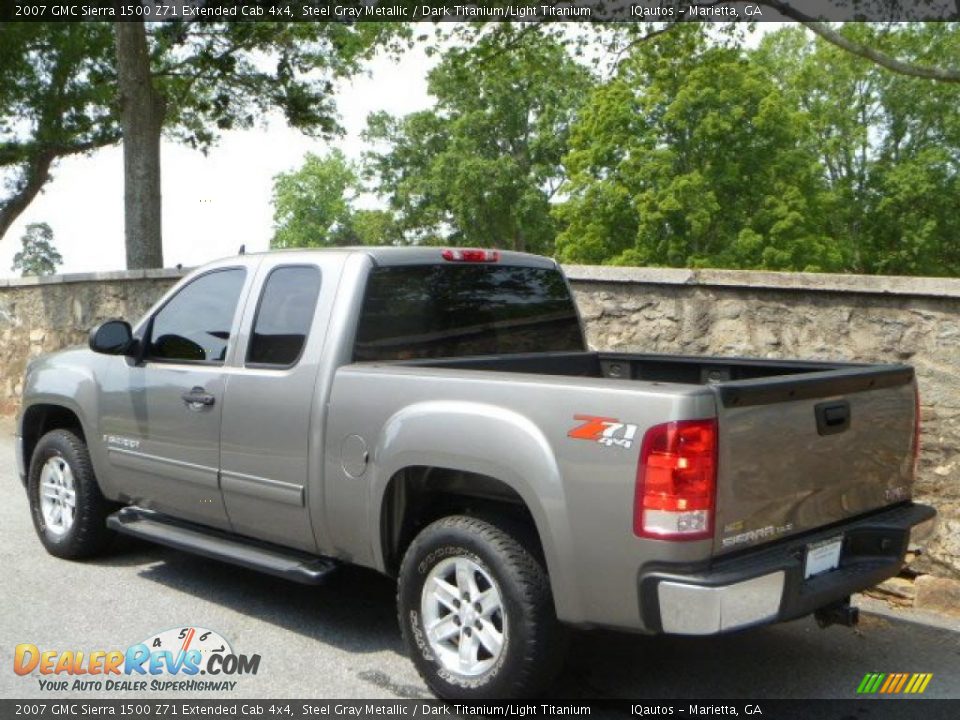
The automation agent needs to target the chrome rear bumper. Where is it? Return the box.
[657,571,785,634]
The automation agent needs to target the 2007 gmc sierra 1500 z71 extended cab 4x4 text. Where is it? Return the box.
[16,247,935,698]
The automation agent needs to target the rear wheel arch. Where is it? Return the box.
[379,466,546,579]
[369,402,583,622]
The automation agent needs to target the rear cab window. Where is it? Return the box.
[354,263,584,361]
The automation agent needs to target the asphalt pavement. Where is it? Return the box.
[1,417,958,702]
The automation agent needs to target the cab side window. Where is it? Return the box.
[247,266,322,367]
[148,268,247,363]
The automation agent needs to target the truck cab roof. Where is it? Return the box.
[234,246,559,269]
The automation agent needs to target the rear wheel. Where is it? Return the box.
[397,515,566,699]
[28,429,116,559]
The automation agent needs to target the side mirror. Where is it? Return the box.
[89,320,134,355]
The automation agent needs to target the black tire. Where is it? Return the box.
[397,515,566,699]
[28,429,116,559]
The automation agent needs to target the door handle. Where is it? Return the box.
[815,400,850,436]
[182,386,215,408]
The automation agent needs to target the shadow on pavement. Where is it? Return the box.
[90,537,960,699]
[112,541,406,656]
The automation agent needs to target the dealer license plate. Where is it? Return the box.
[804,535,843,579]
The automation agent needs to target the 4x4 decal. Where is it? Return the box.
[567,415,639,450]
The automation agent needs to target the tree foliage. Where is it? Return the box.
[756,23,960,275]
[273,22,959,276]
[12,222,62,277]
[555,22,960,275]
[272,150,355,248]
[556,26,836,270]
[362,28,594,254]
[0,24,117,241]
[271,150,400,248]
[148,20,403,150]
[757,1,960,83]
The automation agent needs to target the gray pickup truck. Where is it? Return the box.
[17,247,935,698]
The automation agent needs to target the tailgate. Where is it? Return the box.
[712,365,917,555]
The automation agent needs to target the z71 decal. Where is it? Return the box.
[568,415,639,450]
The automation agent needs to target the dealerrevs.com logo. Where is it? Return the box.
[14,626,260,692]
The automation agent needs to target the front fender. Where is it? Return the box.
[20,349,113,495]
[370,400,584,623]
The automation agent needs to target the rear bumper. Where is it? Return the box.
[638,502,936,635]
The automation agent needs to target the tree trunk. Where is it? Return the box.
[114,21,165,269]
[0,151,55,242]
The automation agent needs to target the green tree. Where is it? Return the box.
[347,208,402,247]
[12,222,62,277]
[756,23,960,275]
[0,24,117,242]
[555,26,839,271]
[757,2,960,83]
[363,29,594,253]
[595,6,960,83]
[272,150,361,248]
[271,150,404,249]
[1,18,404,267]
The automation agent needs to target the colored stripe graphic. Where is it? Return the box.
[857,673,884,694]
[857,672,933,694]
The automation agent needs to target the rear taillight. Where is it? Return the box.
[635,418,717,540]
[441,248,500,263]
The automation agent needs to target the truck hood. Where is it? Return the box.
[26,345,94,375]
[22,345,110,411]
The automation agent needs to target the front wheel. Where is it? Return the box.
[397,515,566,699]
[28,429,116,559]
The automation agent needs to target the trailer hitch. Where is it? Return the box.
[815,597,860,628]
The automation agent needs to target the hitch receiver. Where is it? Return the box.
[815,597,860,628]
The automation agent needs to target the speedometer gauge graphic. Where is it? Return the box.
[139,626,232,670]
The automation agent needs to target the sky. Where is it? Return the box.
[0,44,437,279]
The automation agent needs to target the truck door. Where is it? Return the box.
[99,266,252,529]
[219,260,329,551]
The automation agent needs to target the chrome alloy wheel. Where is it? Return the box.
[420,556,507,677]
[39,456,76,536]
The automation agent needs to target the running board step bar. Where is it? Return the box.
[107,506,339,585]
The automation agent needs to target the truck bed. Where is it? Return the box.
[396,350,918,556]
[402,350,896,386]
